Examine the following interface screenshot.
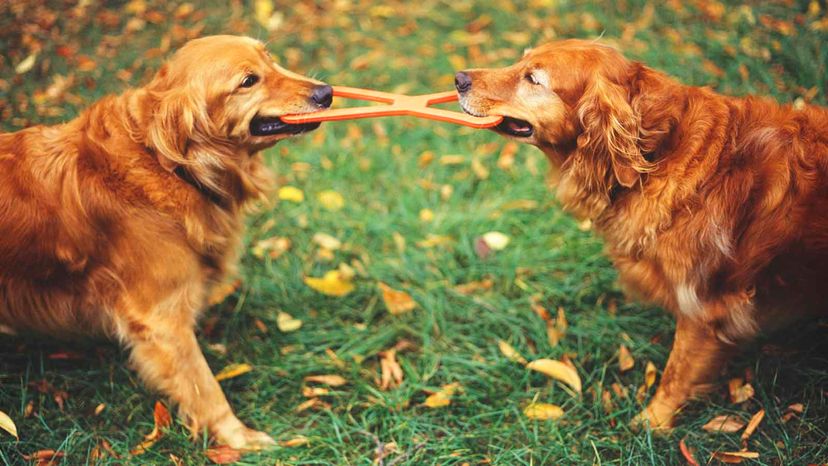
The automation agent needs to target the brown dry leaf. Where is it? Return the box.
[294,398,323,413]
[304,375,347,387]
[22,450,64,466]
[526,359,582,393]
[728,378,755,404]
[702,415,746,433]
[206,445,242,464]
[529,297,551,321]
[301,386,330,398]
[130,401,172,455]
[618,344,635,372]
[422,382,461,408]
[304,270,354,297]
[644,361,658,389]
[279,436,309,448]
[379,349,404,391]
[523,403,564,421]
[378,282,417,315]
[215,363,253,382]
[0,410,17,439]
[453,277,493,295]
[740,409,765,443]
[710,451,759,463]
[276,311,303,333]
[781,403,803,423]
[251,236,291,259]
[679,437,700,466]
[545,321,561,348]
[497,340,528,365]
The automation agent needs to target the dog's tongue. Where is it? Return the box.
[508,119,531,133]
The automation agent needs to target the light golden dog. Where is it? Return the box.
[0,35,332,448]
[457,39,828,429]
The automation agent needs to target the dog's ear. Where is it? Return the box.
[146,89,196,172]
[576,75,651,188]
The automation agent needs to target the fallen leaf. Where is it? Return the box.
[304,270,355,297]
[679,437,700,466]
[207,279,241,306]
[710,451,759,463]
[94,403,106,416]
[379,349,404,391]
[206,445,242,464]
[215,363,253,382]
[419,208,434,222]
[278,186,304,203]
[728,378,755,404]
[644,361,658,389]
[304,375,347,387]
[618,344,635,372]
[482,231,510,250]
[378,282,417,315]
[422,382,461,408]
[279,436,309,447]
[317,190,345,211]
[251,236,291,259]
[130,401,172,455]
[740,409,765,443]
[0,410,17,439]
[22,450,64,465]
[416,234,454,248]
[527,359,582,393]
[474,237,492,259]
[15,53,37,74]
[497,340,528,365]
[702,415,746,433]
[312,233,341,250]
[453,278,494,295]
[276,311,303,332]
[523,403,564,420]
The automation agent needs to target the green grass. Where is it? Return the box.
[1,0,827,464]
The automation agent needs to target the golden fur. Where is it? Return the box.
[0,35,331,448]
[458,39,828,428]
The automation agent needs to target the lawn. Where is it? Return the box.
[1,0,827,464]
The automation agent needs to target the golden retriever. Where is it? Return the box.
[456,39,828,429]
[0,35,332,448]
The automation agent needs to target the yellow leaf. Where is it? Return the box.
[304,374,347,386]
[644,361,657,388]
[618,344,635,372]
[304,270,354,297]
[728,378,755,404]
[710,451,759,463]
[317,190,345,211]
[497,340,528,365]
[215,363,253,382]
[419,208,434,222]
[523,403,564,420]
[252,236,291,259]
[416,234,454,248]
[15,53,37,74]
[279,436,309,448]
[481,231,510,250]
[312,233,341,250]
[527,359,582,393]
[378,282,416,315]
[277,311,303,333]
[422,382,461,408]
[0,410,18,439]
[741,409,765,442]
[130,401,171,455]
[702,415,746,433]
[278,186,304,203]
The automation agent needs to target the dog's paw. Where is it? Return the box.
[631,405,675,434]
[216,424,277,451]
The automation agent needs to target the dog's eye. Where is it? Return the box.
[240,74,260,88]
[524,72,540,85]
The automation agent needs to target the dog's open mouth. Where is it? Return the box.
[249,116,321,137]
[496,116,534,137]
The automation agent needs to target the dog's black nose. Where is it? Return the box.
[311,84,333,108]
[455,72,472,93]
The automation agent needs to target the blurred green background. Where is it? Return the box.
[1,0,827,464]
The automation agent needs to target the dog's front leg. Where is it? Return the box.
[119,312,275,450]
[633,316,736,431]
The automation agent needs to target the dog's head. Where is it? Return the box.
[457,40,667,216]
[143,35,331,171]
